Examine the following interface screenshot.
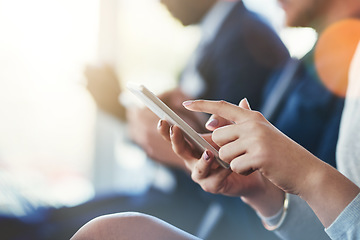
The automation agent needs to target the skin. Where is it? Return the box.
[279,0,360,32]
[157,0,360,226]
[126,89,207,170]
[278,0,329,29]
[160,0,216,26]
[158,99,285,216]
[71,212,199,240]
[158,99,359,227]
[72,1,360,238]
[85,64,125,121]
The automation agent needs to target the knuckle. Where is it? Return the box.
[251,144,269,165]
[184,161,193,172]
[245,121,258,133]
[218,147,227,161]
[196,168,204,177]
[218,100,228,107]
[145,146,155,156]
[190,171,200,183]
[201,183,217,194]
[246,121,264,134]
[172,144,180,155]
[251,111,265,121]
[212,129,220,143]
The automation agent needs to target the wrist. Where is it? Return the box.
[259,193,290,231]
[241,178,285,217]
[300,159,360,227]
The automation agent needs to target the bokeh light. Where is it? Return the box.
[315,19,360,97]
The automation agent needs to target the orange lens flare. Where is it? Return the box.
[314,19,360,97]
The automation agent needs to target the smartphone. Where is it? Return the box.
[127,82,230,169]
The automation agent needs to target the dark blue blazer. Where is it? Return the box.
[261,51,344,167]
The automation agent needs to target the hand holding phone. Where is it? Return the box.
[127,83,230,169]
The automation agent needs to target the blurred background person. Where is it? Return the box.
[85,0,348,239]
[72,36,360,240]
[0,0,320,239]
[156,1,360,240]
[87,0,289,239]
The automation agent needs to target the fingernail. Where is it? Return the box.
[182,101,194,107]
[203,151,210,161]
[170,125,174,136]
[244,98,251,109]
[206,118,218,128]
[157,120,162,129]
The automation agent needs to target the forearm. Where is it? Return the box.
[301,160,360,228]
[273,195,331,240]
[243,183,331,240]
[241,159,359,238]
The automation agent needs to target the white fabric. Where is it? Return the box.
[336,41,360,186]
[324,41,360,240]
[326,193,360,240]
[180,1,236,98]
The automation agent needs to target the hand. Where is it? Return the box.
[185,99,360,227]
[159,121,267,196]
[85,64,125,120]
[158,99,285,216]
[125,88,208,169]
[126,105,186,169]
[182,99,316,196]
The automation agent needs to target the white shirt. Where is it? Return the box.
[336,41,360,186]
[180,1,237,98]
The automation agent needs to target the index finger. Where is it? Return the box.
[205,114,234,131]
[183,100,250,124]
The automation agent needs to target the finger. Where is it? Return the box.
[218,138,247,163]
[211,124,241,147]
[230,154,259,176]
[125,107,136,121]
[170,125,202,161]
[205,115,234,131]
[183,100,250,124]
[204,98,251,131]
[191,151,232,191]
[157,120,171,142]
[194,164,233,194]
[200,133,221,151]
[239,98,251,110]
[205,98,251,131]
[191,150,214,180]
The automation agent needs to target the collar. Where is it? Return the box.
[200,1,238,44]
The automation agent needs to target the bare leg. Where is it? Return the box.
[71,212,201,240]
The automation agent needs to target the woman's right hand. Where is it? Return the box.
[157,99,286,216]
[181,98,360,227]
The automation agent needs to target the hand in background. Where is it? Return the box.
[126,104,187,169]
[125,88,202,170]
[85,64,125,121]
[159,88,208,133]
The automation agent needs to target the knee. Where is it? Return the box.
[71,212,154,240]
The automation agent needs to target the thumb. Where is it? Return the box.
[239,98,251,110]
